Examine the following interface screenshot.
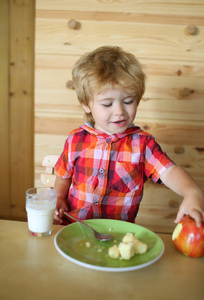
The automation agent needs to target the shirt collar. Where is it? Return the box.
[81,123,142,140]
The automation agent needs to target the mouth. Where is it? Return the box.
[113,120,126,127]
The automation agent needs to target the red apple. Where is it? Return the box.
[172,215,204,258]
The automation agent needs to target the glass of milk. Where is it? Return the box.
[26,187,57,237]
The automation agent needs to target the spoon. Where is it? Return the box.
[64,212,113,241]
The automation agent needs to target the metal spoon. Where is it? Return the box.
[64,212,113,241]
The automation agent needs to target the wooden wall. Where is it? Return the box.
[35,0,204,232]
[0,0,35,221]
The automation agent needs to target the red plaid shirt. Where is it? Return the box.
[55,124,174,222]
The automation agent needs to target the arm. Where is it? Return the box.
[53,175,72,224]
[160,165,204,227]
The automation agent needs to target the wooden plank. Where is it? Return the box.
[35,54,204,121]
[160,145,204,181]
[36,9,204,26]
[136,119,204,147]
[35,16,204,61]
[9,0,35,219]
[36,0,204,17]
[35,114,82,135]
[0,0,10,217]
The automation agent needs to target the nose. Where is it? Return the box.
[114,103,125,116]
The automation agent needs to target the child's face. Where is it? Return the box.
[83,85,138,135]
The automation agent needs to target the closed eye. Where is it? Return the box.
[102,103,112,107]
[124,99,135,105]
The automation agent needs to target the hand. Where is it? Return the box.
[53,199,67,224]
[53,176,71,224]
[160,165,204,228]
[174,192,204,228]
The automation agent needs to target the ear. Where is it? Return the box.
[82,104,91,114]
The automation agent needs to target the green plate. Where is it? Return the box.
[54,219,164,272]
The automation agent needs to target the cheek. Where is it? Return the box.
[128,107,137,117]
[93,109,106,121]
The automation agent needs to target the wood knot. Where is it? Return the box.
[68,19,80,30]
[195,147,204,153]
[176,70,182,76]
[142,97,149,101]
[174,146,185,154]
[169,199,179,208]
[66,80,74,89]
[180,163,191,169]
[179,87,194,97]
[143,125,149,130]
[185,24,198,35]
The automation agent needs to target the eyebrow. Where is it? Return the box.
[97,98,113,101]
[97,95,134,101]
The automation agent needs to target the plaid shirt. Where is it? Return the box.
[55,123,174,222]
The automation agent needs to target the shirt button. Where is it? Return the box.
[99,168,105,174]
[106,138,111,143]
[94,200,99,205]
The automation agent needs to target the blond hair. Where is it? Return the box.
[72,46,146,125]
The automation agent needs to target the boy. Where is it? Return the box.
[54,46,204,227]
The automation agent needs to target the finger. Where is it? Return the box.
[53,217,63,225]
[189,210,203,228]
[53,211,63,224]
[53,219,61,225]
[174,208,185,224]
[56,200,62,211]
[59,202,67,217]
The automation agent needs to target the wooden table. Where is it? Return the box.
[0,220,203,300]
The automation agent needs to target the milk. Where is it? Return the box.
[26,200,55,234]
[26,187,57,236]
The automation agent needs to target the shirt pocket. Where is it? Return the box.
[112,161,141,193]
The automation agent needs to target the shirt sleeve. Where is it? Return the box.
[55,138,73,178]
[144,136,175,183]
